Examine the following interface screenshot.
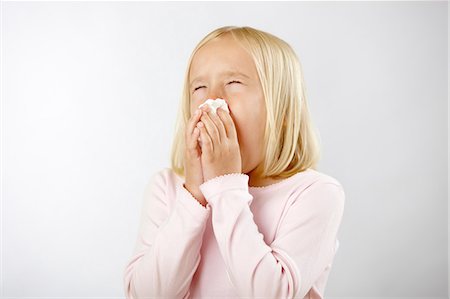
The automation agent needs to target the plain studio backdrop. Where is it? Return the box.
[2,1,448,298]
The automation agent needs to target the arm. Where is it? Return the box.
[123,170,211,299]
[199,173,345,299]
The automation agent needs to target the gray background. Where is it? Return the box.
[2,1,448,298]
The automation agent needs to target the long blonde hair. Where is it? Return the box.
[170,26,321,180]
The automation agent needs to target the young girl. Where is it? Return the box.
[123,26,345,299]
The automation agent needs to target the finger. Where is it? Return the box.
[187,109,202,137]
[200,110,220,146]
[217,108,238,140]
[190,127,201,151]
[206,109,227,142]
[197,121,213,153]
[186,109,202,150]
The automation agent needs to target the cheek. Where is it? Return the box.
[190,98,206,115]
[229,109,262,145]
[191,91,209,107]
[227,94,264,126]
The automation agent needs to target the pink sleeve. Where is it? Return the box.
[123,171,211,299]
[199,173,345,299]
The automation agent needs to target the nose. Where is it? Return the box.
[203,95,230,113]
[206,94,224,101]
[205,84,226,101]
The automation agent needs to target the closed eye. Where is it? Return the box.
[193,85,205,92]
[193,80,241,92]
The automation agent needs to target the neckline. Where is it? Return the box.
[171,168,314,192]
[248,168,313,191]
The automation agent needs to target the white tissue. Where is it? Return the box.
[198,98,230,114]
[197,98,229,147]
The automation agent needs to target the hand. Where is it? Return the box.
[196,104,242,182]
[183,108,208,206]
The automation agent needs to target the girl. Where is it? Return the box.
[123,26,345,299]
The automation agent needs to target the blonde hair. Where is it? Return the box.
[170,26,321,180]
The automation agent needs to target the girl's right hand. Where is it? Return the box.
[183,108,208,207]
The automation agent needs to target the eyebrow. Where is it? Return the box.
[189,70,250,87]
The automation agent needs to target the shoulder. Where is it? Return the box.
[143,167,185,203]
[146,167,182,190]
[290,168,346,209]
[306,169,344,190]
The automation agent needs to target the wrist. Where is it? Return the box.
[183,183,207,206]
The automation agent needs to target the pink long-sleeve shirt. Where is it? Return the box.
[123,167,345,299]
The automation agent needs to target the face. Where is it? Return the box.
[189,34,266,176]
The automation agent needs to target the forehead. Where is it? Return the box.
[189,36,256,84]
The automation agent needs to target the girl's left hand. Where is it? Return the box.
[196,104,242,182]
